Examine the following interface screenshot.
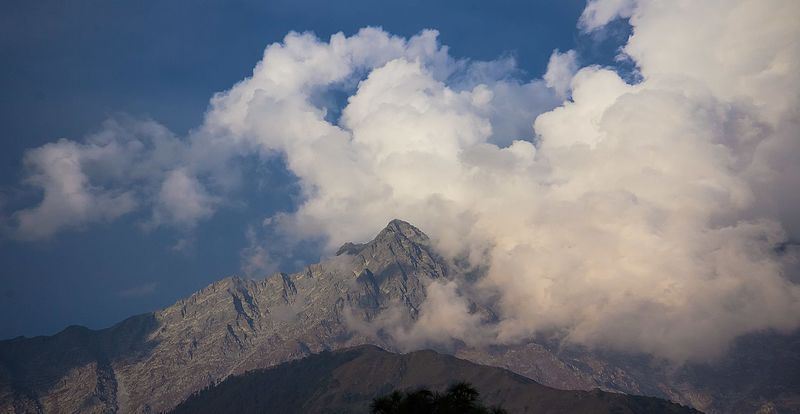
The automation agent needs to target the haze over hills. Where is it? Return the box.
[0,220,798,413]
[169,345,699,414]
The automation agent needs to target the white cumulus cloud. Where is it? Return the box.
[544,49,578,99]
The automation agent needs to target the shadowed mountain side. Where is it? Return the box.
[170,345,701,414]
[455,328,800,413]
[0,313,158,412]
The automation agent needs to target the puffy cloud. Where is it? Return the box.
[9,118,225,239]
[544,49,578,99]
[148,168,218,229]
[197,28,562,249]
[8,0,800,362]
[13,138,137,240]
[579,0,636,31]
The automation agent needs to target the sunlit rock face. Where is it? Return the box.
[0,220,797,413]
[0,220,449,413]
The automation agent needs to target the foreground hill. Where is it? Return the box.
[170,345,699,414]
[0,220,797,413]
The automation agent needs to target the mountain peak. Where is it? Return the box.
[330,218,447,312]
[335,219,429,257]
[376,219,428,244]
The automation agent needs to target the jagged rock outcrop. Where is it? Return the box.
[0,219,797,413]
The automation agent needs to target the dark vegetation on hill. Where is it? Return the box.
[370,382,507,414]
[169,345,701,414]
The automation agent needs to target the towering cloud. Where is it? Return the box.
[8,0,800,361]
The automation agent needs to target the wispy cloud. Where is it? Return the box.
[118,282,158,298]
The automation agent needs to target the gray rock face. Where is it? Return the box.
[0,220,448,413]
[0,219,797,413]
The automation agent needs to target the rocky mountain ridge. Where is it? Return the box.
[1,220,797,413]
[1,220,449,413]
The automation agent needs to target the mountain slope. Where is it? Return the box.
[0,220,448,413]
[170,345,699,414]
[0,219,797,413]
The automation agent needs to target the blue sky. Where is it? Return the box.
[0,0,621,339]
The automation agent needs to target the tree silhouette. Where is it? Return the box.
[370,382,507,414]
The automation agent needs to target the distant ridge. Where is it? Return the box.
[170,345,701,414]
